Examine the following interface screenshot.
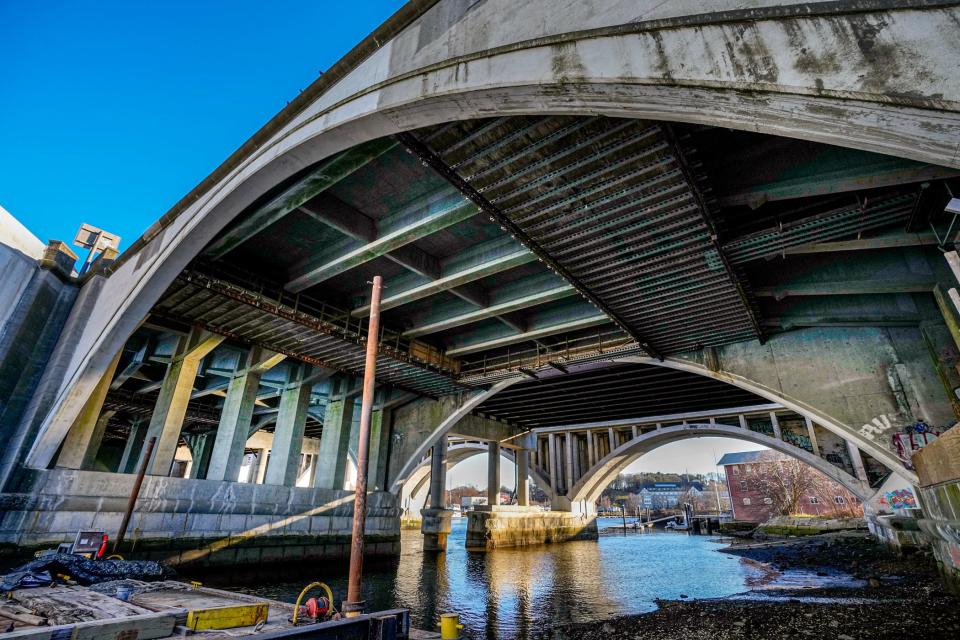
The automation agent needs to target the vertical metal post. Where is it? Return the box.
[345,276,383,617]
[113,436,156,553]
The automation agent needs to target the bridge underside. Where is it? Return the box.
[8,113,960,562]
[86,116,959,464]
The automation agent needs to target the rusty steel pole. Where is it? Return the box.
[113,436,156,554]
[345,275,383,617]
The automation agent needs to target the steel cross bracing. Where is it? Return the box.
[402,117,764,357]
[151,266,470,397]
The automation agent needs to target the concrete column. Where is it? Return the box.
[313,393,356,489]
[142,329,224,476]
[422,435,451,551]
[608,427,616,453]
[804,417,822,457]
[631,425,639,439]
[564,431,574,489]
[517,449,530,506]
[586,431,595,468]
[56,350,122,469]
[264,376,311,486]
[206,348,284,482]
[367,406,392,491]
[488,441,501,505]
[429,435,448,509]
[188,432,215,479]
[571,435,581,483]
[548,433,558,494]
[254,449,269,484]
[847,440,869,482]
[769,412,783,440]
[117,417,147,473]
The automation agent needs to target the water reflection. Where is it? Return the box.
[195,519,760,639]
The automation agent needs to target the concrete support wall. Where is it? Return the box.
[0,468,401,567]
[0,242,78,490]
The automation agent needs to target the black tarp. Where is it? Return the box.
[1,553,174,588]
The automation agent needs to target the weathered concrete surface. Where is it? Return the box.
[465,506,598,549]
[0,237,78,490]
[25,0,960,474]
[420,507,453,551]
[0,469,400,567]
[909,428,960,593]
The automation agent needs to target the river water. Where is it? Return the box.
[197,517,764,638]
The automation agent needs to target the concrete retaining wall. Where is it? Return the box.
[0,469,400,567]
[465,507,598,550]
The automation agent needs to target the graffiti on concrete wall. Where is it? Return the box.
[882,487,920,510]
[857,415,894,442]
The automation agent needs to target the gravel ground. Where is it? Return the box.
[535,532,960,640]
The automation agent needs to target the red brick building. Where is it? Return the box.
[718,450,862,522]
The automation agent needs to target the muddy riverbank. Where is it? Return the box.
[538,532,960,640]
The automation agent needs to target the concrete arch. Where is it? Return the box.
[568,423,872,508]
[611,356,916,484]
[25,1,960,469]
[388,379,521,494]
[401,441,554,505]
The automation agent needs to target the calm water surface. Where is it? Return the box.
[196,518,762,639]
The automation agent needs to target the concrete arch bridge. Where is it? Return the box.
[2,0,960,566]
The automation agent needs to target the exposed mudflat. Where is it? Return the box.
[534,532,960,640]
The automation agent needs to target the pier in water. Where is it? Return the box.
[195,519,763,639]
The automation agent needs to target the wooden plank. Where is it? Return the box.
[1,612,175,640]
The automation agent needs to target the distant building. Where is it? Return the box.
[461,496,488,510]
[718,450,862,522]
[636,481,704,509]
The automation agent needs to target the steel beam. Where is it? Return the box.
[286,190,478,291]
[206,138,396,259]
[444,313,609,356]
[352,238,536,316]
[403,282,575,338]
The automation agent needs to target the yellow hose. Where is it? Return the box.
[292,581,334,625]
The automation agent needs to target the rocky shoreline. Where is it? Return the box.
[536,532,960,640]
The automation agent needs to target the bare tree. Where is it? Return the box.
[743,453,829,516]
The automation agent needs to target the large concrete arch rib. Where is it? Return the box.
[616,356,916,485]
[568,423,872,509]
[25,1,960,468]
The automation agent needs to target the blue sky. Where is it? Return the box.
[1,0,405,249]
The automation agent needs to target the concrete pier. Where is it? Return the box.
[465,506,598,550]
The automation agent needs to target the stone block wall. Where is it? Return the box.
[0,469,400,567]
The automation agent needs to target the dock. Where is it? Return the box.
[0,580,438,639]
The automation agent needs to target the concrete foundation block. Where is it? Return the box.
[465,508,598,549]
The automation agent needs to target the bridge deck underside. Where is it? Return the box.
[97,114,956,445]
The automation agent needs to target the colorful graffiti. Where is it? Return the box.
[883,487,920,510]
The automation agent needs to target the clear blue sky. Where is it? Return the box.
[0,0,405,250]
